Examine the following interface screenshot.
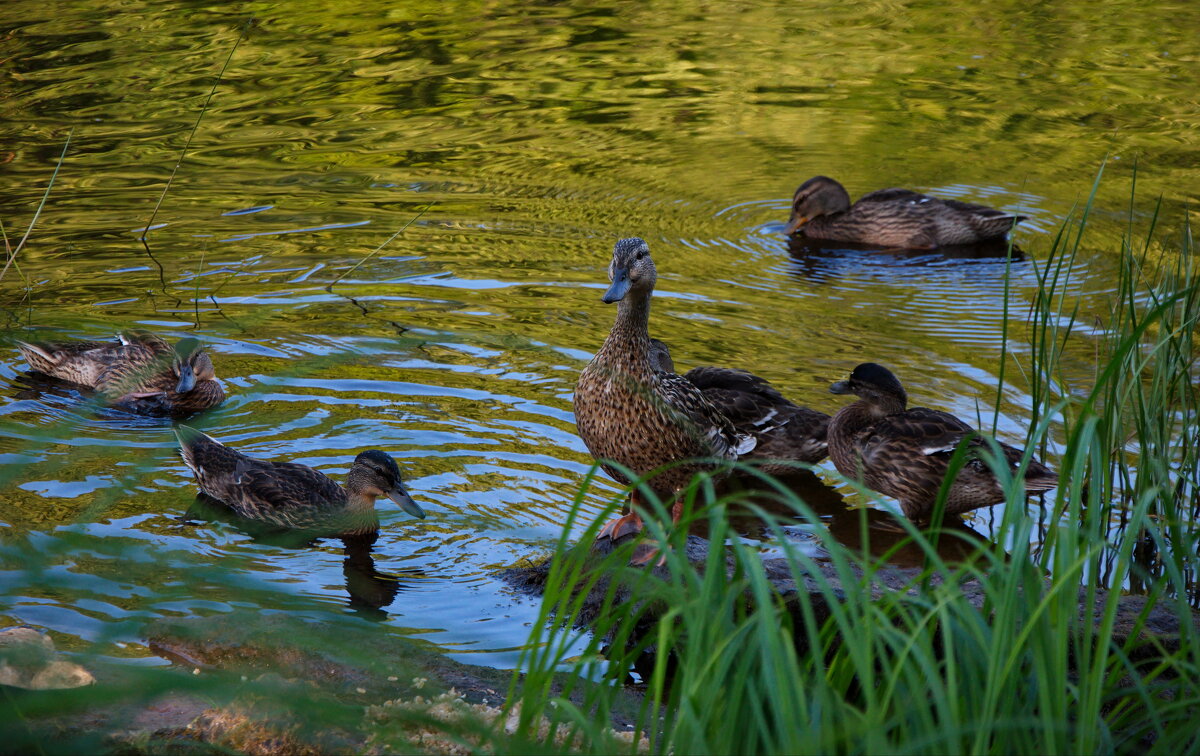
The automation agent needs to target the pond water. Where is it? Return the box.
[1,0,1197,674]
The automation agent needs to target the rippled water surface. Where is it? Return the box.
[1,1,1198,672]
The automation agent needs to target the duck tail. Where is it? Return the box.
[174,424,218,472]
[15,341,59,372]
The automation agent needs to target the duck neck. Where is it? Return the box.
[344,488,379,514]
[598,289,653,374]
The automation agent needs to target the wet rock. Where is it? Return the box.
[501,534,1200,667]
[0,625,94,690]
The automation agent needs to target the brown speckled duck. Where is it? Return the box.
[17,331,224,416]
[574,238,755,554]
[175,425,425,535]
[785,176,1025,249]
[827,363,1057,521]
[648,338,829,473]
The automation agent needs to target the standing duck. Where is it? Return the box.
[785,176,1025,249]
[16,331,224,416]
[574,238,754,554]
[175,425,425,535]
[648,338,829,473]
[827,363,1056,521]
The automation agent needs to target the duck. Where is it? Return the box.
[16,331,225,416]
[826,362,1057,521]
[174,424,425,535]
[784,175,1025,249]
[573,238,755,556]
[647,338,830,473]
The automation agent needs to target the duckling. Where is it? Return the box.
[574,238,755,554]
[16,331,224,416]
[827,363,1057,521]
[648,338,829,472]
[785,175,1025,249]
[175,425,425,535]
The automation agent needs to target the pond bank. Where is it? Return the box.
[502,534,1200,671]
[2,612,647,754]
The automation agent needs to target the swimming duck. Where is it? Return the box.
[574,238,755,554]
[827,363,1057,521]
[785,175,1025,249]
[175,425,425,535]
[16,331,224,416]
[648,338,829,473]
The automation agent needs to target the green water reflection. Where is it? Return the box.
[0,0,1196,671]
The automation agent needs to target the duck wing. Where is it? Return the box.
[858,407,976,465]
[657,371,757,457]
[93,337,174,397]
[177,425,347,523]
[225,460,349,527]
[854,187,929,205]
[683,366,789,430]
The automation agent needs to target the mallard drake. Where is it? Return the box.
[16,331,224,416]
[648,338,829,472]
[175,424,425,535]
[785,175,1025,249]
[827,362,1057,521]
[574,238,755,555]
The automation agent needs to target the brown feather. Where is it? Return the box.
[16,331,224,416]
[788,176,1025,248]
[574,239,753,505]
[827,363,1056,520]
[649,349,830,472]
[175,426,418,535]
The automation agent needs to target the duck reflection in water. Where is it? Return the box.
[183,493,425,615]
[693,467,992,569]
[783,234,1026,282]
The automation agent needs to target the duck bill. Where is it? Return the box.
[602,270,631,303]
[783,214,807,236]
[829,380,851,394]
[387,485,426,519]
[175,363,197,393]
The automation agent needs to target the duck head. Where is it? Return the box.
[603,237,656,303]
[172,338,217,394]
[348,450,426,519]
[830,362,908,410]
[785,176,852,236]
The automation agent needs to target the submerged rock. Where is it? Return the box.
[0,625,94,690]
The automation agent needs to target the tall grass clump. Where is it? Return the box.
[507,186,1200,754]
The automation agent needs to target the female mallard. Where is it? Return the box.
[648,338,829,473]
[827,363,1057,521]
[175,425,425,535]
[574,238,755,551]
[785,175,1025,249]
[16,331,224,416]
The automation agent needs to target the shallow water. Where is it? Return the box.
[1,1,1197,673]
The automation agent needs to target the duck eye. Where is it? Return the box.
[635,250,645,260]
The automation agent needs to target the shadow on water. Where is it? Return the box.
[182,493,423,617]
[688,468,993,569]
[783,234,1026,281]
